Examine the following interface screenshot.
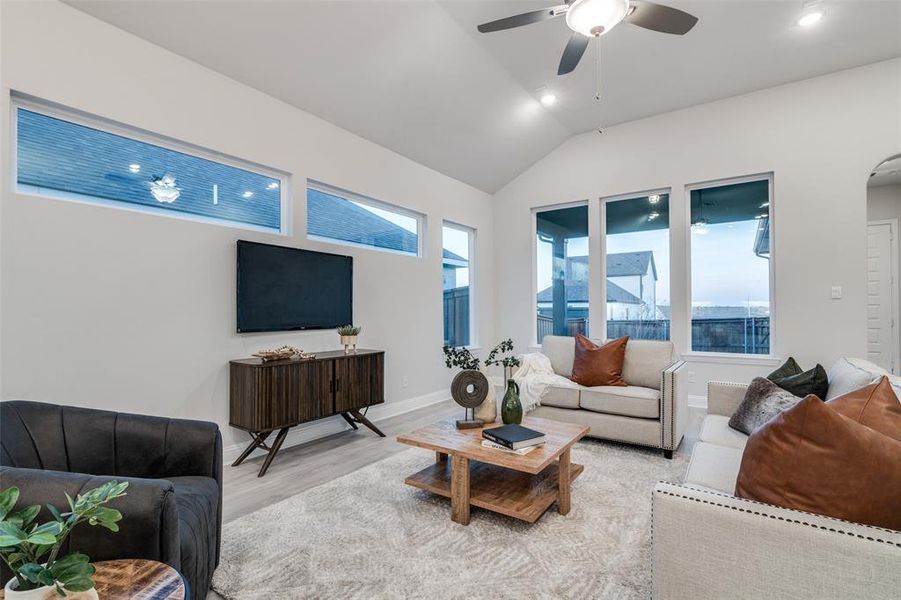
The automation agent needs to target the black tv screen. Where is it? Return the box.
[236,240,352,333]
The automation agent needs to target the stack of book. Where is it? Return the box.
[482,424,545,455]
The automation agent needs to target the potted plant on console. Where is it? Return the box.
[338,325,361,353]
[0,481,128,599]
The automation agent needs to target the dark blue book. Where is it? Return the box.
[482,424,545,450]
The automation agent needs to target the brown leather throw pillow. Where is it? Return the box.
[735,394,901,530]
[827,376,901,443]
[570,335,628,387]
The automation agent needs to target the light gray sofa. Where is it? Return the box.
[652,357,901,599]
[531,335,688,458]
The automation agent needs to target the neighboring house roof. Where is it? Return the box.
[536,280,641,305]
[308,189,418,253]
[606,251,657,279]
[308,190,468,265]
[566,252,657,279]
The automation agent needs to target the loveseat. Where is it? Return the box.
[0,401,222,599]
[531,335,688,458]
[652,357,901,599]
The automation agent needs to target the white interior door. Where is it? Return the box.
[866,221,898,373]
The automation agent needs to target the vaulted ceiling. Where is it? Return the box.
[67,1,901,192]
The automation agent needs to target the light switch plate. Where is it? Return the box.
[831,286,842,299]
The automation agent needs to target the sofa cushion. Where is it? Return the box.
[684,441,744,494]
[735,395,901,531]
[571,335,628,387]
[699,415,749,450]
[541,335,575,378]
[767,356,803,380]
[827,376,901,443]
[541,385,581,410]
[728,377,802,435]
[580,385,660,419]
[825,357,886,400]
[769,362,829,400]
[622,339,674,390]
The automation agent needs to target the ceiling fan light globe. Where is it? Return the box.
[565,0,631,37]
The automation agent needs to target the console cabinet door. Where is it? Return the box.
[333,353,384,412]
[248,360,332,430]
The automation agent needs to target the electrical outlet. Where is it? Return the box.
[688,371,696,383]
[402,376,409,388]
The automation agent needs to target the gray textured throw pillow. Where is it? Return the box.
[728,377,803,435]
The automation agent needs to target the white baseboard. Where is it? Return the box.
[688,394,708,410]
[222,389,451,464]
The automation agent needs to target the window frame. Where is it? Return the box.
[600,187,672,342]
[10,92,291,234]
[441,220,477,349]
[306,179,425,258]
[531,199,591,347]
[684,172,776,359]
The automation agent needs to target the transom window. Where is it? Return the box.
[14,97,286,232]
[306,182,423,256]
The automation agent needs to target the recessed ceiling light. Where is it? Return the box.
[649,194,661,204]
[128,164,141,173]
[797,10,823,27]
[242,191,254,199]
[648,211,660,221]
[540,93,557,107]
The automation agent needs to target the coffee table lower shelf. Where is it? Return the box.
[404,458,584,523]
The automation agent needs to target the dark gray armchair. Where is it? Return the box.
[0,401,222,599]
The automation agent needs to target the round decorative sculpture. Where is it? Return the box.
[451,369,490,409]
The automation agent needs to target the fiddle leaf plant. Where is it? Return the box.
[0,481,128,595]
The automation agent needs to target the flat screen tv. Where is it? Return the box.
[236,240,352,333]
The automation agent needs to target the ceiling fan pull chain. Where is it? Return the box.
[596,37,603,133]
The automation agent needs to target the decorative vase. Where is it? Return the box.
[473,366,497,423]
[340,335,357,353]
[3,578,98,600]
[501,378,522,425]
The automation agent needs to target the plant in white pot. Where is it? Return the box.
[0,481,128,598]
[337,325,361,353]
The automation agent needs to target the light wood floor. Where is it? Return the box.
[222,400,704,523]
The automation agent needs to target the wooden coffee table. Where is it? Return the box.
[397,416,589,525]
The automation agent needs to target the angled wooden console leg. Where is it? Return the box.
[348,409,386,437]
[231,431,272,467]
[258,427,290,478]
[451,456,471,525]
[340,412,359,430]
[558,447,572,515]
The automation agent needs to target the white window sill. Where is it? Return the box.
[681,352,782,367]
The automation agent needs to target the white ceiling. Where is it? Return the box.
[66,0,901,192]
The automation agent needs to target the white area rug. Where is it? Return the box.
[212,440,688,599]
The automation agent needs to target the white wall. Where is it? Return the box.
[0,1,495,452]
[493,59,901,399]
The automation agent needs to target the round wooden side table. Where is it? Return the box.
[1,559,186,600]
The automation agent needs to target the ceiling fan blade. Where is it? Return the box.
[557,32,590,75]
[477,6,565,33]
[624,1,698,35]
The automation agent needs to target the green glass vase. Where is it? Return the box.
[501,379,523,425]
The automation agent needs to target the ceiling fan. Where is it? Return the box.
[477,0,699,75]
